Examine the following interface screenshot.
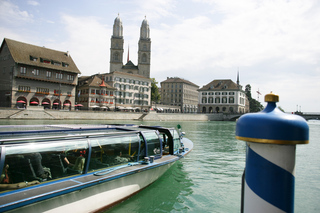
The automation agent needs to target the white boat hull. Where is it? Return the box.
[7,158,175,213]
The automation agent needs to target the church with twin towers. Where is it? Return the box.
[109,14,151,78]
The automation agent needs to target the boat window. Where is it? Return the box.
[88,134,141,172]
[1,139,88,191]
[158,132,170,155]
[171,130,181,154]
[143,131,162,157]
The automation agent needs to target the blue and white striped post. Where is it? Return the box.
[236,92,309,213]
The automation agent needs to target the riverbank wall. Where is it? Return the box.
[0,108,230,121]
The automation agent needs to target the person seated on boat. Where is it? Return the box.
[71,150,86,173]
[0,164,40,191]
[24,153,52,180]
[60,151,74,168]
[114,151,129,165]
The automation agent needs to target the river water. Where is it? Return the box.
[0,119,319,212]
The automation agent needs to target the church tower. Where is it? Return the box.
[110,14,124,72]
[138,17,151,78]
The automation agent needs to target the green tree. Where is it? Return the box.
[245,84,264,112]
[151,78,160,103]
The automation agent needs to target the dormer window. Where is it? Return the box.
[40,58,51,64]
[29,55,38,61]
[52,61,61,66]
[62,62,69,67]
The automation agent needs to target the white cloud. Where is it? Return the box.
[135,0,176,20]
[54,15,111,76]
[27,1,39,6]
[0,0,34,24]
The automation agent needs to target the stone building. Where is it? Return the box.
[76,75,116,110]
[0,38,80,109]
[160,77,199,113]
[99,71,151,111]
[198,76,249,113]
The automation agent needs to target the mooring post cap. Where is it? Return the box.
[264,92,279,102]
[236,92,309,145]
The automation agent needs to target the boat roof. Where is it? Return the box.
[0,124,175,144]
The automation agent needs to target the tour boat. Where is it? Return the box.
[0,124,193,212]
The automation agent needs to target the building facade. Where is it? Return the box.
[198,78,249,113]
[100,71,151,111]
[0,38,80,109]
[160,77,199,113]
[76,75,116,110]
[110,15,151,78]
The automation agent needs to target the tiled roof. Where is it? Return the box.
[2,38,80,74]
[198,79,240,91]
[79,75,115,89]
[161,77,199,88]
[107,71,151,80]
[122,60,138,70]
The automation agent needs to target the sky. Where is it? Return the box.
[0,0,319,112]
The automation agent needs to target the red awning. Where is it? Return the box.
[42,102,49,105]
[53,103,59,105]
[64,103,70,106]
[30,101,38,104]
[17,100,26,103]
[75,104,83,107]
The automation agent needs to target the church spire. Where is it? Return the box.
[127,44,129,63]
[140,16,150,39]
[113,13,123,38]
[237,68,240,86]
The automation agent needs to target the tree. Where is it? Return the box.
[151,78,161,103]
[245,84,264,112]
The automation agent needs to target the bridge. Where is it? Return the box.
[293,112,320,121]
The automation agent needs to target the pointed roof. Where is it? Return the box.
[99,80,106,87]
[122,60,138,70]
[2,38,80,74]
[162,77,199,88]
[198,79,240,91]
[109,71,151,80]
[140,16,150,40]
[78,75,115,89]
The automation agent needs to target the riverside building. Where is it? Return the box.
[198,76,249,113]
[0,38,80,109]
[76,75,116,110]
[160,77,199,113]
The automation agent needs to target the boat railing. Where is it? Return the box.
[0,131,141,144]
[93,162,139,176]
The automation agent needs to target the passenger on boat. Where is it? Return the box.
[114,151,129,164]
[0,164,40,191]
[24,153,52,180]
[71,150,86,173]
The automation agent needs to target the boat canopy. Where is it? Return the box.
[0,125,181,193]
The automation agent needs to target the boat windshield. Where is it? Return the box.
[171,130,181,154]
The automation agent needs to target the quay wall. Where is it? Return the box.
[0,108,226,121]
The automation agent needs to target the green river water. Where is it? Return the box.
[0,119,319,212]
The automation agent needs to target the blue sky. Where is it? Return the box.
[1,0,320,112]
